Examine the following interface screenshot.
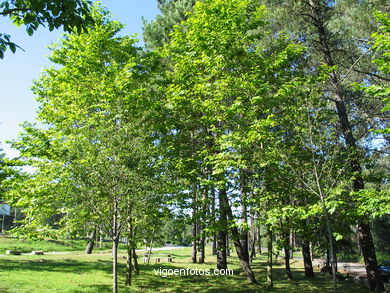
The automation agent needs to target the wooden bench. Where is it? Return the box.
[143,253,173,263]
[6,250,21,255]
[32,251,44,255]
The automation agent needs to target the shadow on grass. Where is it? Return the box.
[0,254,368,293]
[0,258,114,274]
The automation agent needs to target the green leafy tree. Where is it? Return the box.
[0,0,94,58]
[258,0,389,290]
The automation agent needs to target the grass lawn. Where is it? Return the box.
[0,236,124,254]
[0,246,370,293]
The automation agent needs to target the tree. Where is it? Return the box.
[0,0,94,58]
[142,0,196,50]
[259,0,389,290]
[161,0,307,284]
[6,7,164,293]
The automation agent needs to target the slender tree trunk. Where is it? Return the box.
[199,229,206,263]
[267,227,273,288]
[226,234,231,257]
[302,240,315,278]
[113,237,119,293]
[322,208,337,292]
[125,242,133,286]
[217,187,228,270]
[257,224,262,254]
[126,218,135,286]
[240,171,249,262]
[306,1,383,290]
[284,231,293,281]
[249,204,256,262]
[290,230,295,259]
[147,229,154,264]
[192,220,197,263]
[199,189,207,264]
[212,233,217,256]
[211,186,217,256]
[112,199,120,293]
[132,248,139,275]
[192,188,198,263]
[85,227,96,254]
[220,185,257,284]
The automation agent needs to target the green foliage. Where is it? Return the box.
[364,11,390,133]
[0,0,94,58]
[143,0,196,50]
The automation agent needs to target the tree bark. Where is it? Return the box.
[267,227,273,288]
[199,189,207,264]
[212,233,217,256]
[192,188,197,263]
[302,240,315,278]
[132,247,139,275]
[226,234,231,257]
[249,204,256,262]
[217,187,228,270]
[199,229,206,263]
[112,237,119,293]
[284,232,293,281]
[240,171,250,262]
[85,227,96,254]
[125,242,132,286]
[359,223,384,292]
[192,219,197,263]
[257,224,262,254]
[211,186,217,256]
[219,185,257,284]
[112,199,120,293]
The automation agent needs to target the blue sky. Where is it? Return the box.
[0,1,160,158]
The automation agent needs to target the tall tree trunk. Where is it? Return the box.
[113,237,119,293]
[220,185,257,284]
[217,187,228,270]
[212,233,217,256]
[125,242,132,286]
[257,224,262,254]
[85,227,96,254]
[211,186,217,256]
[249,204,256,262]
[132,248,139,275]
[290,230,295,259]
[147,229,154,264]
[284,231,293,281]
[226,234,231,257]
[192,188,197,263]
[267,227,273,288]
[192,220,197,263]
[302,240,315,278]
[306,1,383,290]
[199,189,207,264]
[199,229,206,263]
[126,218,135,286]
[240,171,249,262]
[359,223,384,292]
[112,200,119,293]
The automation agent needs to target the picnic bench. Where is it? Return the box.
[6,250,21,255]
[143,253,173,263]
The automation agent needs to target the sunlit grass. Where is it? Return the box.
[0,245,370,292]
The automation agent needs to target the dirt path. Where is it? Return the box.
[0,245,187,256]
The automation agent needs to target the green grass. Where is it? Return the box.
[0,246,370,293]
[0,236,125,254]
